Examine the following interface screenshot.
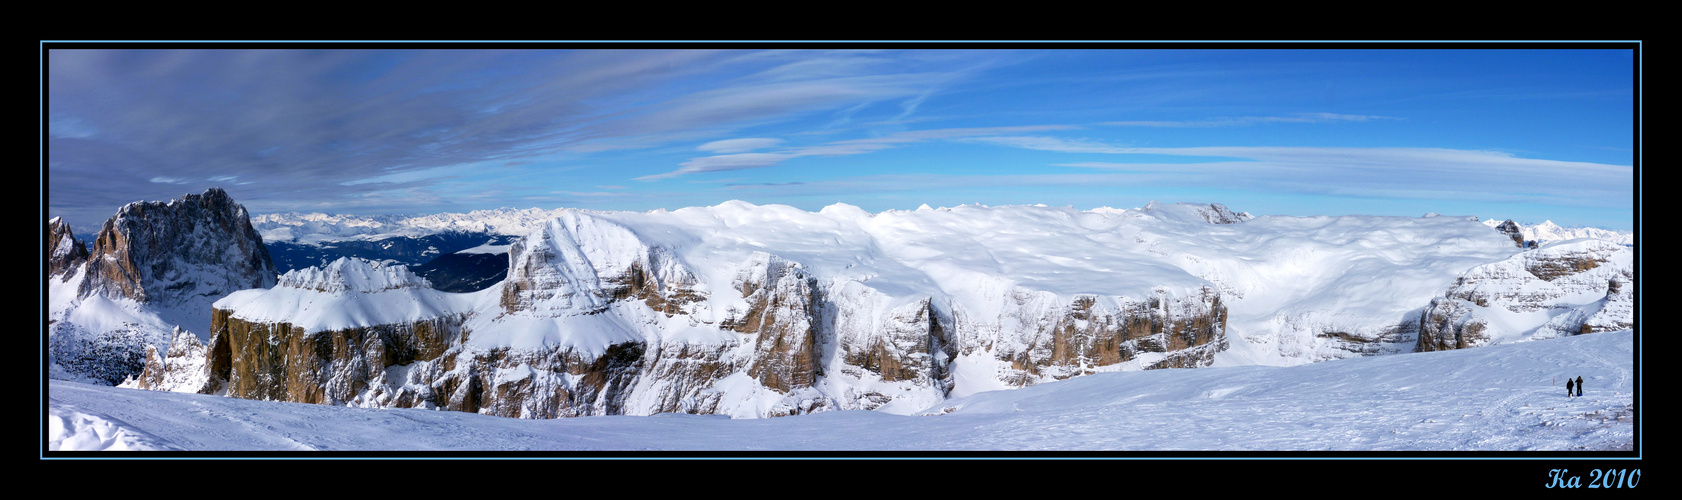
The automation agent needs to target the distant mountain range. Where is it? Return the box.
[1481,218,1635,247]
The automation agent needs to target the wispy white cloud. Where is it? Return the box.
[1043,145,1632,201]
[206,175,256,186]
[149,176,188,184]
[551,190,632,197]
[638,153,797,180]
[961,135,1137,154]
[643,125,1080,180]
[1103,113,1397,128]
[697,138,784,153]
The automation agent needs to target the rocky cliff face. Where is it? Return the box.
[79,187,277,305]
[1418,239,1633,351]
[1417,297,1489,351]
[192,207,1231,419]
[46,217,89,280]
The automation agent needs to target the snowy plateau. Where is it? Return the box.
[45,190,1638,453]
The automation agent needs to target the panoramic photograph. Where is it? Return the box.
[43,45,1639,464]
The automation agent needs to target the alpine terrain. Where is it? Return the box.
[47,190,1635,424]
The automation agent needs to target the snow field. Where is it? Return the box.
[46,329,1634,452]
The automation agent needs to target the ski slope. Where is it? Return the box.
[45,329,1635,452]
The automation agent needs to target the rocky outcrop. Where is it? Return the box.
[977,289,1228,386]
[734,254,820,393]
[1580,273,1633,333]
[120,326,215,393]
[47,217,89,280]
[79,187,276,305]
[1493,219,1532,248]
[1418,239,1633,351]
[1417,297,1490,351]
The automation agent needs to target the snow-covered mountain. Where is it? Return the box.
[1482,218,1635,247]
[192,205,1236,418]
[47,188,277,385]
[51,194,1637,423]
[118,199,1634,421]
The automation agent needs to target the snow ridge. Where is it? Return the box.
[277,256,433,293]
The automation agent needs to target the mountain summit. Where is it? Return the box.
[79,187,276,306]
[48,188,277,385]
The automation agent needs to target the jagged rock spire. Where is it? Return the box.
[46,217,89,280]
[78,187,277,305]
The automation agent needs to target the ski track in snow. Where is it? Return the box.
[44,330,1636,453]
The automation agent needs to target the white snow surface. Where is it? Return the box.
[572,201,1513,323]
[44,329,1635,451]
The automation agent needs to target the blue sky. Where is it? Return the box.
[44,46,1638,232]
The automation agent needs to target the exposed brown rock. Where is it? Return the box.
[996,287,1228,385]
[1417,297,1490,352]
[46,217,89,280]
[210,308,469,405]
[839,298,954,387]
[78,188,276,305]
[739,259,818,393]
[606,260,706,316]
[1494,219,1529,248]
[1525,253,1606,282]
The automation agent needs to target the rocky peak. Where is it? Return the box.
[277,257,431,293]
[78,188,278,305]
[46,217,89,280]
[1493,219,1532,248]
[1195,203,1253,224]
[1142,201,1253,224]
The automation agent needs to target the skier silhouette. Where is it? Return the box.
[1576,376,1583,397]
[1566,377,1574,398]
